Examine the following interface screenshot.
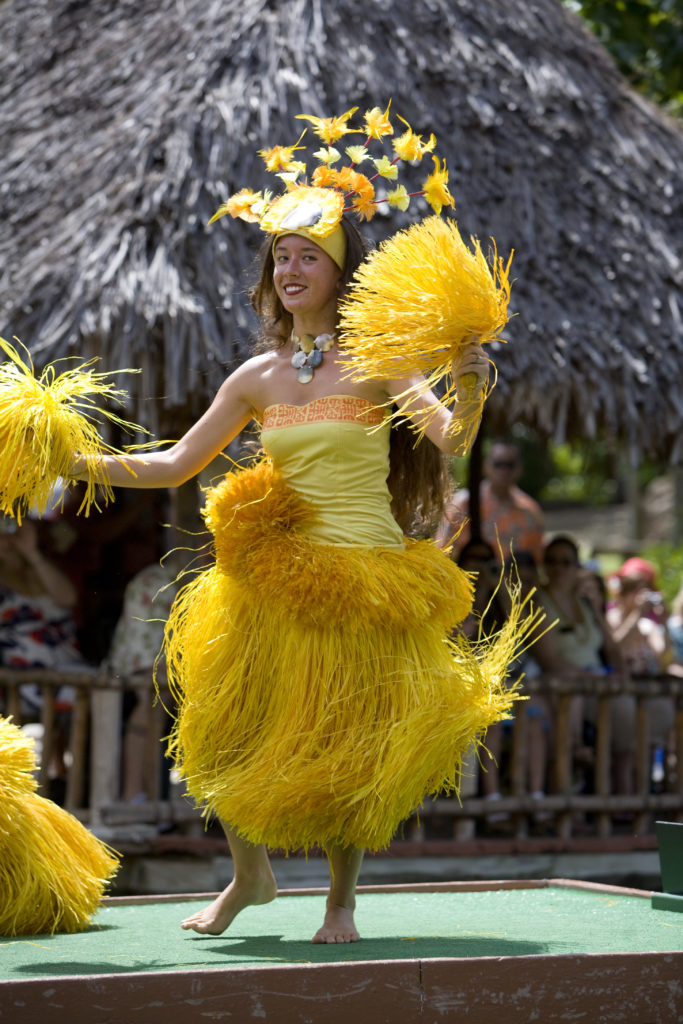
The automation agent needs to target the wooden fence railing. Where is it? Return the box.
[1,668,682,842]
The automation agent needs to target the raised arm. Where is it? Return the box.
[71,357,262,489]
[385,342,489,455]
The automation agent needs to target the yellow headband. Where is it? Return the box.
[272,225,347,270]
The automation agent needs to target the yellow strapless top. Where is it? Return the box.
[261,395,404,548]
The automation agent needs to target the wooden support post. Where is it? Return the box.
[554,691,573,838]
[89,684,123,829]
[6,683,20,721]
[595,695,612,838]
[635,696,651,836]
[38,685,56,798]
[511,707,529,838]
[65,684,90,811]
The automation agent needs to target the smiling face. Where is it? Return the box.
[272,234,341,331]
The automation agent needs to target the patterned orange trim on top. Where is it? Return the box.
[263,395,385,431]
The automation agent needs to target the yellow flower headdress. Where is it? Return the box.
[209,102,512,442]
[208,102,455,239]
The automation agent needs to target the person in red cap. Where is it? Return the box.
[607,557,670,674]
[615,556,657,589]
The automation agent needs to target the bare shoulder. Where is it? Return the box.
[228,350,281,383]
[215,350,284,409]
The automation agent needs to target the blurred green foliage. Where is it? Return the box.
[535,440,620,505]
[563,0,683,115]
[640,541,683,606]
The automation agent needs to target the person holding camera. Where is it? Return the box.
[606,557,671,675]
[606,557,675,790]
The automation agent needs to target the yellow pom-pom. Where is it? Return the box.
[337,216,512,440]
[339,216,512,380]
[0,337,149,519]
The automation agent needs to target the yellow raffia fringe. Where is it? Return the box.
[0,337,150,519]
[338,216,512,438]
[0,716,119,936]
[165,459,542,853]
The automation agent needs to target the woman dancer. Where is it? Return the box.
[66,108,531,943]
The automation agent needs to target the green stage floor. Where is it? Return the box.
[3,883,683,980]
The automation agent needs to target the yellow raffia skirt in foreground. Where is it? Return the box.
[0,717,119,936]
[165,460,537,853]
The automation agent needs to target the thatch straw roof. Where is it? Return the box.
[1,0,682,458]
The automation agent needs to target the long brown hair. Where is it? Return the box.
[249,218,450,536]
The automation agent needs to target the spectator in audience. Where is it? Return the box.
[607,556,675,788]
[435,439,544,564]
[532,535,632,794]
[534,537,624,676]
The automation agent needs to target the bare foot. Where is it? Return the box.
[312,903,360,944]
[181,870,278,935]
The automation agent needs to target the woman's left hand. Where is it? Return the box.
[452,341,489,401]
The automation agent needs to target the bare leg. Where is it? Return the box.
[181,824,277,935]
[312,844,364,944]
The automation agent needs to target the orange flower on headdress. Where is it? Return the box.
[363,102,394,140]
[422,156,456,215]
[296,107,361,145]
[311,165,340,189]
[351,192,378,222]
[336,167,374,198]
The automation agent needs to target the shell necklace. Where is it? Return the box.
[290,330,336,384]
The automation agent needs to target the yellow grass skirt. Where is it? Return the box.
[165,459,531,852]
[0,717,119,936]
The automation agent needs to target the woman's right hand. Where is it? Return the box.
[452,341,489,401]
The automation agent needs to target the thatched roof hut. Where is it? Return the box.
[1,0,682,458]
